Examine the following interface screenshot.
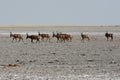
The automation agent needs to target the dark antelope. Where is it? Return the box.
[105,32,113,41]
[81,33,90,41]
[26,33,40,43]
[38,32,50,42]
[52,32,61,42]
[10,32,23,42]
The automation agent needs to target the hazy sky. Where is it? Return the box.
[0,0,120,25]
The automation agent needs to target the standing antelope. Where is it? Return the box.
[10,32,23,42]
[105,32,113,41]
[81,33,90,41]
[26,33,40,43]
[38,32,50,42]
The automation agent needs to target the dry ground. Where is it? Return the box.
[0,33,120,80]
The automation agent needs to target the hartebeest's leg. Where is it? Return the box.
[12,38,14,42]
[46,38,48,42]
[41,38,44,42]
[36,40,38,43]
[57,38,59,43]
[38,39,40,43]
[70,37,72,42]
[107,37,108,41]
[12,38,17,42]
[81,38,84,41]
[46,37,50,42]
[47,38,50,42]
[15,38,17,42]
[36,39,40,43]
[31,39,33,43]
[81,38,85,42]
[88,37,90,41]
[18,38,21,42]
[63,39,65,43]
[21,38,24,42]
[111,36,113,41]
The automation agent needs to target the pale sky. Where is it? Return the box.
[0,0,120,26]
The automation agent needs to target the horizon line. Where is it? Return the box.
[0,24,119,28]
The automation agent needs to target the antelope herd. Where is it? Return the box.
[9,32,114,43]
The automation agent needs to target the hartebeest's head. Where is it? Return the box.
[81,33,83,35]
[38,32,40,36]
[26,33,29,39]
[52,32,56,38]
[10,32,13,37]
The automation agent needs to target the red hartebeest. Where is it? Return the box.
[81,33,90,41]
[10,32,23,42]
[38,32,50,42]
[52,32,72,43]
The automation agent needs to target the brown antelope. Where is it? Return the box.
[38,32,50,42]
[105,32,113,41]
[26,33,40,43]
[81,33,90,41]
[10,32,23,42]
[52,32,71,43]
[59,32,72,42]
[52,32,65,42]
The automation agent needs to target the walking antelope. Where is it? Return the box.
[105,32,113,41]
[10,32,23,42]
[59,32,72,42]
[38,32,50,42]
[81,33,90,41]
[26,33,40,43]
[52,32,72,43]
